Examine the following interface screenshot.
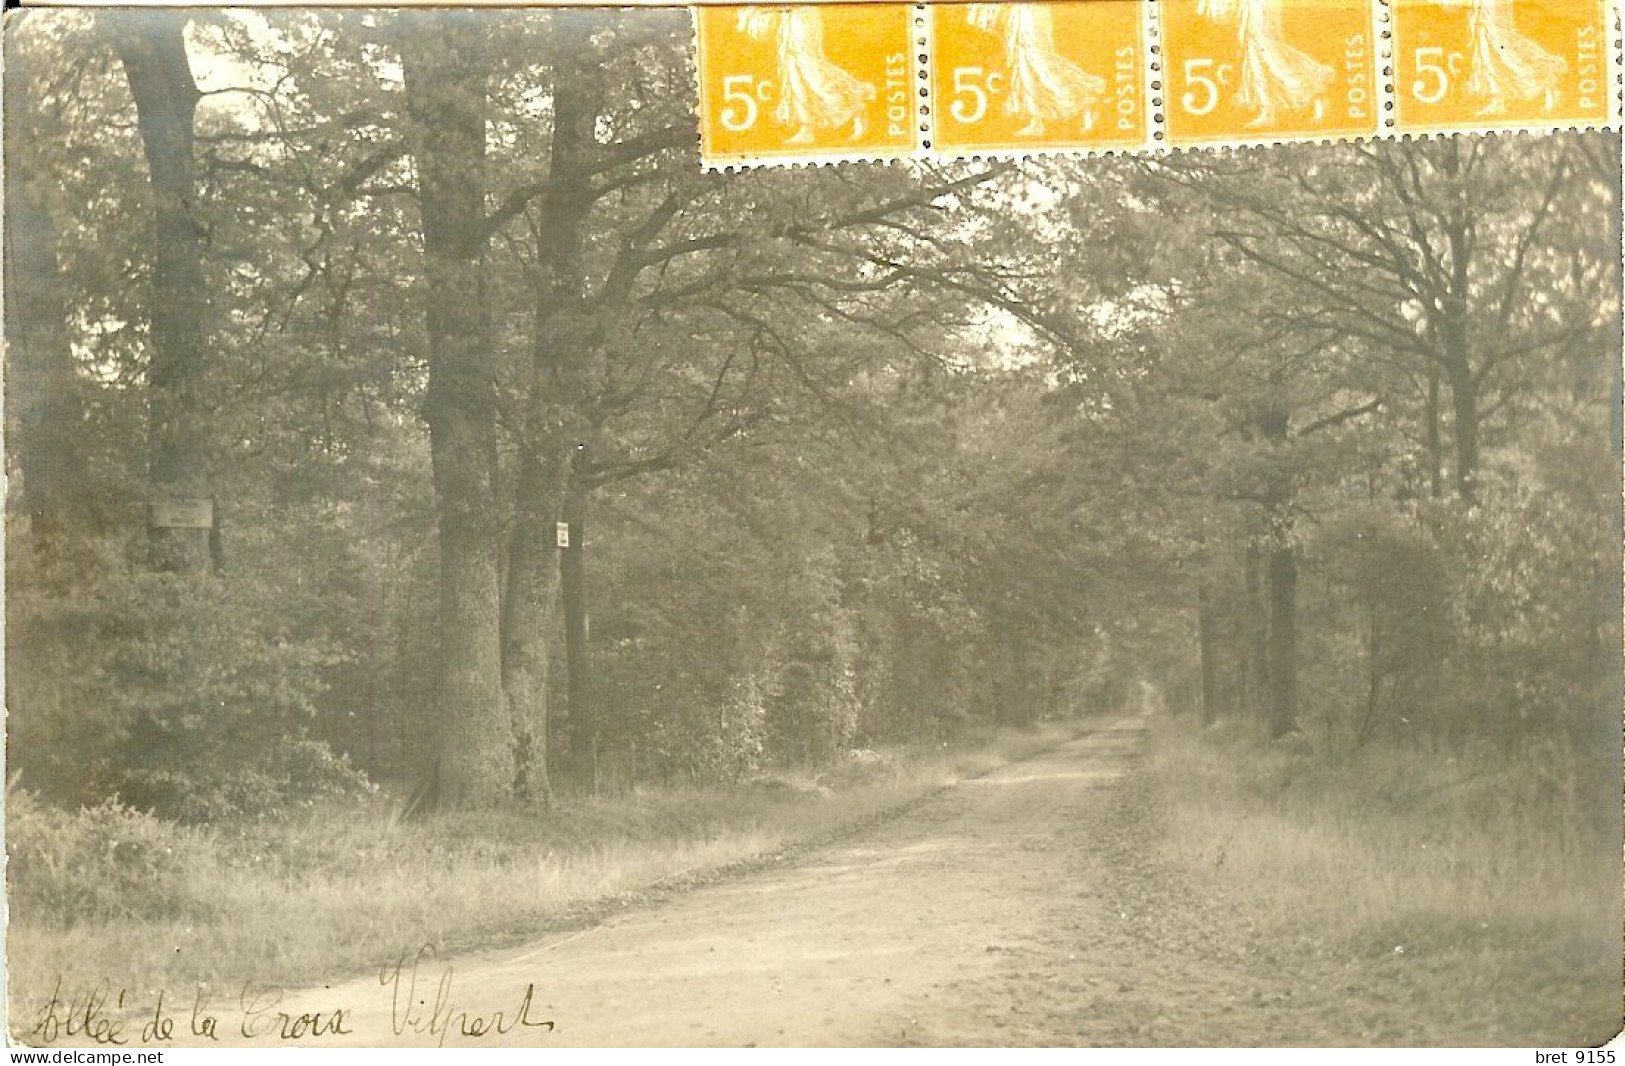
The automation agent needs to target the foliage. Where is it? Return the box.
[8,536,372,819]
[2,9,1615,829]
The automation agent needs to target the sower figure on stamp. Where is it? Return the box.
[967,3,1106,137]
[1460,0,1565,115]
[738,6,876,145]
[1198,0,1334,127]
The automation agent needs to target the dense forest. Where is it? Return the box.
[5,7,1619,833]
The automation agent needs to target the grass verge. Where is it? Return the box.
[1138,714,1622,1045]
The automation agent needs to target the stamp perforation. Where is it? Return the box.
[1147,0,1167,148]
[1611,0,1624,125]
[916,3,933,151]
[1378,0,1397,133]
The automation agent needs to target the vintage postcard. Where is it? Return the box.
[3,1,1623,1052]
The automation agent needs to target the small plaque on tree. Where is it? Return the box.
[150,498,214,530]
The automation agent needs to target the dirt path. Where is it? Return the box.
[218,715,1151,1047]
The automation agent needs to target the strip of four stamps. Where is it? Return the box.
[694,0,1622,166]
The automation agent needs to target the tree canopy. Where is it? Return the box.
[6,9,1618,819]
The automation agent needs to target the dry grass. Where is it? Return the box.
[1141,713,1621,1042]
[7,721,1077,1026]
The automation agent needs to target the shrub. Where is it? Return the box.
[6,788,215,929]
[8,568,371,819]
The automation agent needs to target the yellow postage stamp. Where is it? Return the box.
[929,1,1152,155]
[1390,0,1616,132]
[694,4,919,166]
[1159,0,1382,147]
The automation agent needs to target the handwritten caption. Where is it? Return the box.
[30,945,556,1048]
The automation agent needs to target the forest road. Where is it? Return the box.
[264,714,1150,1047]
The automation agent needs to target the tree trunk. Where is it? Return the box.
[561,476,595,791]
[1243,542,1268,722]
[1441,190,1479,505]
[1197,585,1221,727]
[501,438,571,802]
[401,17,514,807]
[4,30,94,558]
[1424,367,1444,499]
[499,26,603,795]
[1357,600,1381,747]
[1447,356,1479,504]
[108,13,212,574]
[1265,534,1297,739]
[1259,406,1297,738]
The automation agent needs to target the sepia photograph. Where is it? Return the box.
[3,4,1621,1048]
